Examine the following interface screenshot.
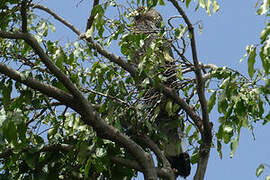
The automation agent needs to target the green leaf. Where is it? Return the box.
[259,45,270,74]
[199,0,206,8]
[175,26,188,39]
[176,65,184,80]
[266,175,270,180]
[223,124,233,144]
[213,0,220,12]
[0,109,6,126]
[147,0,158,8]
[257,0,270,15]
[165,100,173,116]
[230,137,239,158]
[217,139,222,159]
[218,92,228,114]
[23,152,36,170]
[164,48,174,62]
[3,120,17,144]
[206,0,212,15]
[260,24,270,43]
[2,79,12,107]
[241,117,249,128]
[159,0,165,5]
[190,150,199,164]
[223,124,233,133]
[256,164,264,177]
[84,157,92,178]
[48,23,56,32]
[47,127,57,140]
[247,46,257,78]
[186,0,192,7]
[208,91,217,113]
[185,124,192,136]
[85,26,95,38]
[78,142,90,164]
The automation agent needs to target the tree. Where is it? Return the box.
[0,0,269,180]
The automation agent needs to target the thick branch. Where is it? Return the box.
[85,0,100,31]
[168,1,212,179]
[161,84,202,131]
[0,62,76,109]
[80,107,157,179]
[140,135,171,169]
[110,157,174,180]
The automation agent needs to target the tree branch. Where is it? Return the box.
[0,31,84,101]
[0,144,73,159]
[167,0,210,132]
[110,157,174,180]
[32,4,137,77]
[0,62,76,110]
[140,135,171,169]
[85,0,100,31]
[20,0,28,32]
[32,4,81,35]
[167,1,213,179]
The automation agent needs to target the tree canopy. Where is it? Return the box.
[0,0,269,180]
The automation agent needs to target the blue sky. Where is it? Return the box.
[38,0,270,179]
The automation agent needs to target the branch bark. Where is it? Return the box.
[110,157,174,180]
[167,1,213,179]
[0,62,76,109]
[139,135,171,169]
[20,0,28,32]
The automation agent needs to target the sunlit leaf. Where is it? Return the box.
[186,0,192,7]
[257,0,270,15]
[208,91,217,113]
[256,164,265,177]
[230,137,239,158]
[213,0,220,12]
[247,46,257,78]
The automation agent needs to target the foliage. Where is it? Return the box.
[0,0,269,180]
[250,0,270,179]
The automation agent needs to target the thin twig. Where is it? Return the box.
[80,87,130,107]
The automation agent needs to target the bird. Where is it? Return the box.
[131,7,191,178]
